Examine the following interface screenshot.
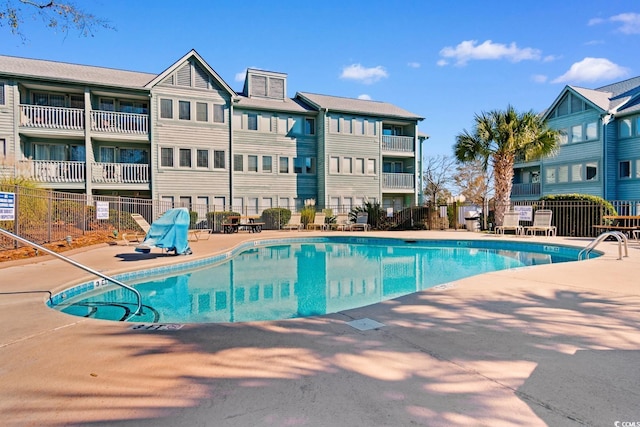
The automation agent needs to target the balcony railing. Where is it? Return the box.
[511,182,541,197]
[91,111,149,134]
[20,105,84,130]
[382,135,414,153]
[21,160,86,183]
[92,162,149,184]
[382,173,414,189]
[18,160,150,185]
[19,105,149,135]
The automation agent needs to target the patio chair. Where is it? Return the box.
[122,213,151,244]
[306,213,327,231]
[524,209,556,237]
[332,213,351,231]
[495,211,523,236]
[282,213,303,231]
[349,212,370,231]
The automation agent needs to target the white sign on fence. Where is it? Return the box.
[513,205,533,221]
[0,192,16,221]
[96,201,110,220]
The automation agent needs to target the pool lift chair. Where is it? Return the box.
[135,208,193,255]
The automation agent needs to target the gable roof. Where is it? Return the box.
[296,92,424,121]
[233,95,313,114]
[0,54,155,89]
[545,76,640,120]
[144,49,235,95]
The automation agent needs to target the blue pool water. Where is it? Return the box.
[49,237,591,323]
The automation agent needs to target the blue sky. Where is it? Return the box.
[2,0,639,158]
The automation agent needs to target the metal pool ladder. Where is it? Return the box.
[0,228,142,320]
[578,231,629,261]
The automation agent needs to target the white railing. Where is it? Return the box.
[382,173,414,189]
[91,111,149,134]
[92,162,149,184]
[20,105,84,130]
[22,160,86,183]
[511,182,541,197]
[382,135,414,152]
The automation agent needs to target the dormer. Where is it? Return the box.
[243,68,287,101]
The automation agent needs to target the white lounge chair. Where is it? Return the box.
[306,213,327,230]
[282,213,303,231]
[524,209,556,237]
[495,211,523,236]
[332,213,351,231]
[349,212,370,231]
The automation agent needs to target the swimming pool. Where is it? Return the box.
[49,237,594,323]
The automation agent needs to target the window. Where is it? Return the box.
[636,160,640,179]
[69,95,84,109]
[294,157,303,174]
[196,102,208,122]
[585,121,597,140]
[119,100,146,114]
[571,125,582,143]
[619,119,632,138]
[367,159,376,174]
[304,118,315,135]
[572,164,583,182]
[179,148,191,167]
[248,155,258,172]
[330,156,340,173]
[234,154,243,172]
[636,117,640,136]
[279,156,289,173]
[558,165,568,183]
[119,148,148,164]
[197,149,208,168]
[179,101,190,120]
[355,158,364,174]
[262,156,272,173]
[342,118,352,134]
[620,161,631,179]
[343,157,353,173]
[305,157,316,174]
[213,104,225,123]
[214,151,225,169]
[247,113,258,130]
[0,138,5,159]
[0,83,4,105]
[161,147,173,167]
[545,168,556,184]
[586,162,597,181]
[160,99,173,119]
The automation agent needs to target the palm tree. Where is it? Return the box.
[454,105,559,226]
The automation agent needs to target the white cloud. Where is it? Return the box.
[235,68,248,82]
[589,12,640,34]
[584,39,605,46]
[543,54,560,63]
[407,62,421,68]
[532,74,548,83]
[357,94,372,100]
[438,39,541,66]
[340,64,388,84]
[436,59,448,67]
[551,57,629,84]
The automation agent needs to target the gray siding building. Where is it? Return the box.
[0,50,424,215]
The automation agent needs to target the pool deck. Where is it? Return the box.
[1,230,639,427]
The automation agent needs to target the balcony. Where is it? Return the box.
[382,173,414,190]
[18,160,149,185]
[511,182,541,197]
[19,105,149,135]
[382,135,414,153]
[92,162,149,184]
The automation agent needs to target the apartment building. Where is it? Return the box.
[0,50,424,215]
[512,76,640,202]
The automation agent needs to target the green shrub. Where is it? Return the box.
[262,208,291,229]
[350,200,390,230]
[300,205,316,228]
[189,210,198,227]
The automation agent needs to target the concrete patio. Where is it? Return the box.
[0,230,639,426]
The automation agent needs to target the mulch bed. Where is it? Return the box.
[0,231,117,263]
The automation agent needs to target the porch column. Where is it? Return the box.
[84,88,93,195]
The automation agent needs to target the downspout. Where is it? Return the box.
[229,98,237,210]
[601,112,611,200]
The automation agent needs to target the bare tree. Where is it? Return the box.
[422,155,456,205]
[454,158,493,205]
[0,0,113,41]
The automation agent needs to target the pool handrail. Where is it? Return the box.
[0,228,142,320]
[578,231,628,261]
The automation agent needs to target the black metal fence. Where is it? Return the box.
[1,185,636,251]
